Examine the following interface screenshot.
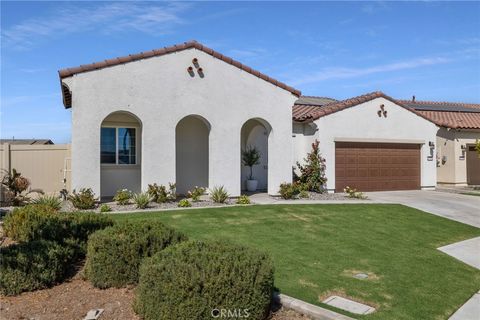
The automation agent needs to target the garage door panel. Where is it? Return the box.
[335,142,421,192]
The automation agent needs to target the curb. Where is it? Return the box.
[274,293,356,320]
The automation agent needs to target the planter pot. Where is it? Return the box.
[246,180,258,192]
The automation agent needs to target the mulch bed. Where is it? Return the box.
[0,269,310,320]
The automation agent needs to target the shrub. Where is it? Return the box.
[85,221,187,288]
[147,183,176,203]
[113,189,131,205]
[278,182,300,200]
[187,186,205,202]
[3,205,59,242]
[1,168,43,206]
[68,188,97,209]
[299,190,309,199]
[236,194,251,205]
[100,204,112,213]
[295,140,327,193]
[132,192,151,209]
[344,186,368,199]
[31,194,62,211]
[0,240,76,295]
[178,199,192,207]
[134,240,274,320]
[3,205,113,251]
[210,186,229,203]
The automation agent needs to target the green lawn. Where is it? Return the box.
[111,204,480,320]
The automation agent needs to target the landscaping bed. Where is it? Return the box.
[0,268,309,320]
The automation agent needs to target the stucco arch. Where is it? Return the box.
[175,114,211,195]
[100,110,142,198]
[240,118,272,192]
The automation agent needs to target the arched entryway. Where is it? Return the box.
[240,118,271,192]
[100,111,142,198]
[176,115,210,195]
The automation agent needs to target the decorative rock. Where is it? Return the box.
[354,273,369,279]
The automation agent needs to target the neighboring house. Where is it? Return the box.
[58,40,476,197]
[399,99,480,186]
[0,139,54,145]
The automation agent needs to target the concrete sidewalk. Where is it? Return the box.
[438,237,480,270]
[449,291,480,320]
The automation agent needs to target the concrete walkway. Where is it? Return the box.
[449,291,480,320]
[438,237,480,270]
[366,190,480,228]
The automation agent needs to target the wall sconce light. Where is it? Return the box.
[461,144,466,151]
[429,141,435,148]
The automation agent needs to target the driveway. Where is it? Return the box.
[367,190,480,228]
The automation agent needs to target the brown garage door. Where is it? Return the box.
[335,142,421,192]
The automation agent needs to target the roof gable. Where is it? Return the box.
[292,91,437,125]
[59,40,301,108]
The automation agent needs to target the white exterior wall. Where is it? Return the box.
[293,97,438,192]
[64,48,297,197]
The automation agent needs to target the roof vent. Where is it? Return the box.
[412,95,416,102]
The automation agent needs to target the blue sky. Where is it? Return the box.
[1,1,479,143]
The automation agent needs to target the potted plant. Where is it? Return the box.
[242,146,261,191]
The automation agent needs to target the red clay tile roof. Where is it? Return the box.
[397,99,480,110]
[292,91,434,124]
[59,40,300,108]
[413,110,480,129]
[397,99,480,129]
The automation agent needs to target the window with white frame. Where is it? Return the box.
[101,127,136,164]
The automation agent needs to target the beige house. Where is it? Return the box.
[400,99,480,186]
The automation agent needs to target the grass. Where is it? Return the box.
[111,204,480,320]
[460,192,480,197]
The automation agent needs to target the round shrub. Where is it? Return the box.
[85,221,187,288]
[134,240,274,320]
[3,204,59,242]
[3,205,113,254]
[0,240,76,296]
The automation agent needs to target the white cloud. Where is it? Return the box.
[2,2,191,50]
[289,57,450,86]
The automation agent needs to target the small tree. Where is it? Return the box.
[295,140,327,193]
[475,139,480,158]
[242,146,261,180]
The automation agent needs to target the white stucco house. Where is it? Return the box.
[59,40,449,198]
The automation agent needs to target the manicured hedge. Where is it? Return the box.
[3,205,113,253]
[0,240,76,296]
[134,240,274,320]
[85,221,187,288]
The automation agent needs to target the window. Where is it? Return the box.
[101,127,136,165]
